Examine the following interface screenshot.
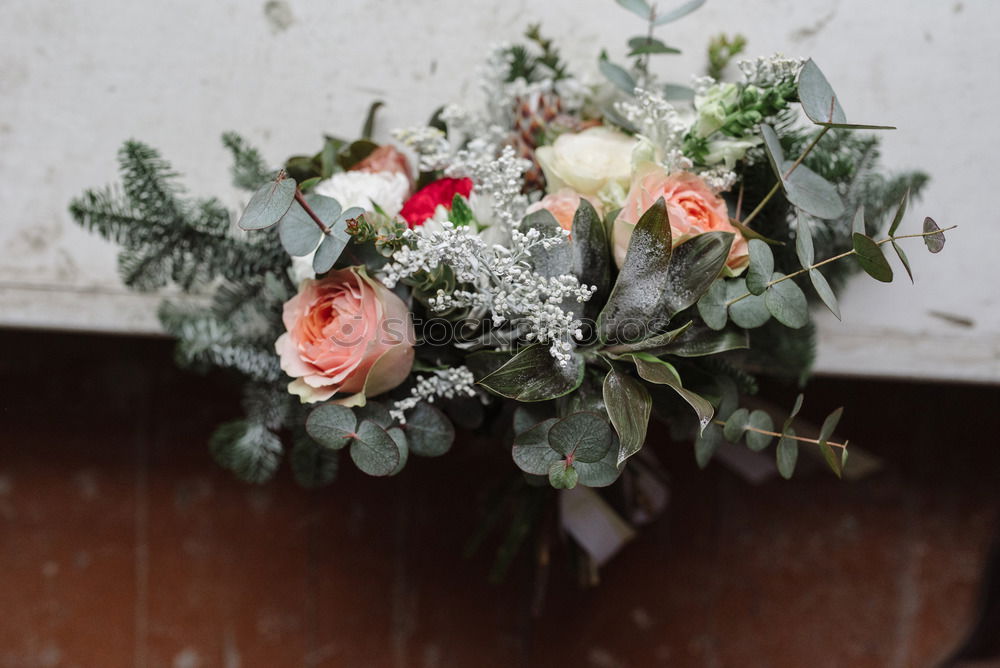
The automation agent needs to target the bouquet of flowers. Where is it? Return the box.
[71,0,951,575]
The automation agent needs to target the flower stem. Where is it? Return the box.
[294,189,330,234]
[713,420,848,449]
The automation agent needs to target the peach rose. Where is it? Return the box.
[612,166,749,274]
[525,188,605,234]
[275,267,415,405]
[350,144,414,193]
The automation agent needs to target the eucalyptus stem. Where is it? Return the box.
[725,225,958,307]
[740,125,830,229]
[293,189,330,234]
[712,420,848,449]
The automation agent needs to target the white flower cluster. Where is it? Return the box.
[392,126,451,172]
[389,366,479,423]
[698,166,739,192]
[381,223,595,364]
[446,144,531,232]
[615,88,693,173]
[737,54,805,87]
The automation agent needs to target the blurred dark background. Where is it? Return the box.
[1,328,998,667]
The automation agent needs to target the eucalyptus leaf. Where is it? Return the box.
[923,217,946,253]
[819,442,842,478]
[599,52,636,93]
[548,412,612,463]
[783,161,845,219]
[653,0,706,25]
[313,231,350,274]
[575,434,624,487]
[852,205,866,236]
[626,353,714,433]
[818,407,843,445]
[354,400,393,429]
[627,36,680,56]
[406,402,455,457]
[696,279,728,331]
[853,233,893,282]
[760,124,785,180]
[764,273,809,329]
[776,429,799,479]
[746,239,774,295]
[305,404,357,450]
[278,202,324,256]
[662,84,695,102]
[796,215,815,267]
[797,59,847,125]
[783,394,804,432]
[892,241,914,283]
[349,420,400,476]
[603,368,652,466]
[694,423,724,469]
[548,461,579,489]
[512,418,560,475]
[817,121,896,130]
[888,189,909,237]
[809,268,841,319]
[727,279,771,329]
[615,0,651,20]
[387,427,409,476]
[238,175,296,230]
[746,410,774,451]
[722,407,749,443]
[477,344,584,401]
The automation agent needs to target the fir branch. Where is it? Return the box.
[221,131,273,191]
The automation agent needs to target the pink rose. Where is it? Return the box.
[612,166,749,273]
[275,267,415,405]
[525,187,605,235]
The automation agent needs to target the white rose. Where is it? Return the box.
[535,126,639,198]
[313,171,409,217]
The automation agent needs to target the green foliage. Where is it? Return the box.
[209,418,283,483]
[222,131,273,191]
[602,368,652,465]
[477,344,584,401]
[405,402,455,457]
[504,24,570,83]
[511,412,621,489]
[707,33,747,80]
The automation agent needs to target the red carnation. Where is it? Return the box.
[398,177,474,228]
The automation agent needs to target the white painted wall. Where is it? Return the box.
[1,0,997,381]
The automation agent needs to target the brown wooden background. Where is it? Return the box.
[1,329,998,667]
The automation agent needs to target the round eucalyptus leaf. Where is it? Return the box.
[923,217,946,253]
[696,279,728,331]
[548,461,579,489]
[547,411,612,463]
[238,176,296,230]
[574,433,624,488]
[746,410,774,452]
[349,420,400,477]
[278,202,323,256]
[387,427,409,476]
[694,423,724,469]
[512,418,560,475]
[727,279,771,329]
[852,233,893,282]
[312,230,351,274]
[406,402,455,457]
[798,59,847,125]
[746,239,774,295]
[354,400,393,429]
[305,404,357,450]
[776,428,799,479]
[722,407,749,443]
[764,273,809,329]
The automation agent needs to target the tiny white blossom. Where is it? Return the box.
[390,367,479,423]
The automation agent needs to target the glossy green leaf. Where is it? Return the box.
[892,241,914,283]
[661,231,734,319]
[653,0,706,25]
[601,322,691,356]
[722,407,749,442]
[572,199,611,317]
[745,410,774,451]
[599,52,636,93]
[796,215,815,267]
[598,198,671,342]
[853,233,893,282]
[305,404,357,450]
[923,217,946,253]
[809,268,841,319]
[548,412,613,463]
[521,208,571,278]
[765,273,809,329]
[654,323,749,357]
[450,194,475,226]
[548,461,579,489]
[776,429,799,479]
[746,239,774,295]
[238,175,296,230]
[696,279,728,331]
[603,368,652,466]
[797,59,846,125]
[888,189,909,237]
[694,423,724,468]
[727,279,771,329]
[626,353,714,433]
[405,402,455,457]
[511,418,560,475]
[349,420,400,477]
[477,344,584,401]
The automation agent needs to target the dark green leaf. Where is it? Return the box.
[450,193,475,226]
[853,233,893,282]
[209,420,282,483]
[923,217,945,253]
[655,323,749,357]
[512,403,556,435]
[575,434,624,487]
[745,410,774,451]
[694,423,723,468]
[603,368,652,466]
[548,461,578,489]
[888,189,909,237]
[361,100,384,140]
[354,400,393,429]
[601,321,692,355]
[776,429,799,479]
[818,407,843,445]
[796,215,815,267]
[746,239,774,295]
[521,208,572,278]
[783,394,804,432]
[477,344,584,401]
[626,353,714,433]
[548,412,612,463]
[892,241,914,283]
[349,419,400,477]
[387,427,408,476]
[627,36,680,56]
[336,139,378,171]
[765,273,809,329]
[797,59,846,125]
[819,442,842,478]
[512,418,560,475]
[599,52,636,93]
[572,199,610,317]
[722,407,749,442]
[696,279,728,331]
[238,174,296,230]
[598,198,672,342]
[727,279,771,329]
[653,0,706,25]
[406,402,455,457]
[305,404,357,450]
[809,268,841,319]
[661,232,734,318]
